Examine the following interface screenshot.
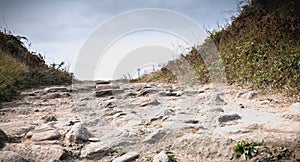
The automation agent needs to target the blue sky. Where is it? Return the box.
[0,0,238,80]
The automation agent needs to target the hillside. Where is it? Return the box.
[136,0,300,99]
[0,31,72,102]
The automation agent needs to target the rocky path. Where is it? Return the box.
[0,81,299,161]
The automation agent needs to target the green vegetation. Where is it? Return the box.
[233,140,296,161]
[136,0,300,98]
[0,31,72,103]
[234,140,260,160]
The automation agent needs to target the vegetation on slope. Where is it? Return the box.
[136,0,300,98]
[0,31,73,102]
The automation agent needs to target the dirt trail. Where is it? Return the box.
[0,81,299,161]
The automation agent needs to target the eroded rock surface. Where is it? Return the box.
[0,81,299,161]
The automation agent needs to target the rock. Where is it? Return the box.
[237,91,257,99]
[209,93,225,104]
[218,114,241,123]
[96,80,111,84]
[247,92,257,99]
[143,129,166,144]
[183,90,199,95]
[65,123,91,144]
[184,119,199,124]
[42,92,70,99]
[0,151,28,162]
[112,112,127,119]
[207,107,224,113]
[44,87,69,93]
[112,152,139,162]
[88,137,101,142]
[0,129,8,148]
[171,134,234,160]
[95,89,124,97]
[41,114,57,123]
[0,122,34,139]
[81,141,115,159]
[138,88,161,96]
[153,151,169,162]
[289,102,300,114]
[31,129,61,141]
[160,90,182,97]
[141,99,160,107]
[3,143,68,162]
[104,102,117,108]
[96,84,119,91]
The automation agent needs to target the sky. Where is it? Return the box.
[0,0,238,80]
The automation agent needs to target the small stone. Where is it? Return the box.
[44,87,69,93]
[112,152,139,162]
[237,91,257,99]
[183,90,199,95]
[210,93,225,103]
[104,102,117,108]
[96,84,119,91]
[289,103,300,114]
[96,80,111,84]
[41,114,57,123]
[218,114,241,123]
[88,137,101,142]
[239,104,245,108]
[43,93,62,99]
[184,120,199,124]
[141,99,160,107]
[143,129,166,144]
[247,92,257,99]
[112,112,126,119]
[138,88,160,96]
[95,89,124,97]
[153,151,169,162]
[0,129,8,148]
[207,107,224,113]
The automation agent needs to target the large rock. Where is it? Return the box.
[0,122,34,139]
[112,152,139,162]
[81,139,133,160]
[143,129,166,144]
[3,143,68,162]
[0,151,28,162]
[65,123,91,144]
[80,141,115,159]
[31,129,61,141]
[171,134,234,161]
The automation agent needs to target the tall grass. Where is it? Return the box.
[0,50,28,102]
[137,0,300,98]
[0,31,73,103]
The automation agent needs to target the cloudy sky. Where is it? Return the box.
[0,0,238,80]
